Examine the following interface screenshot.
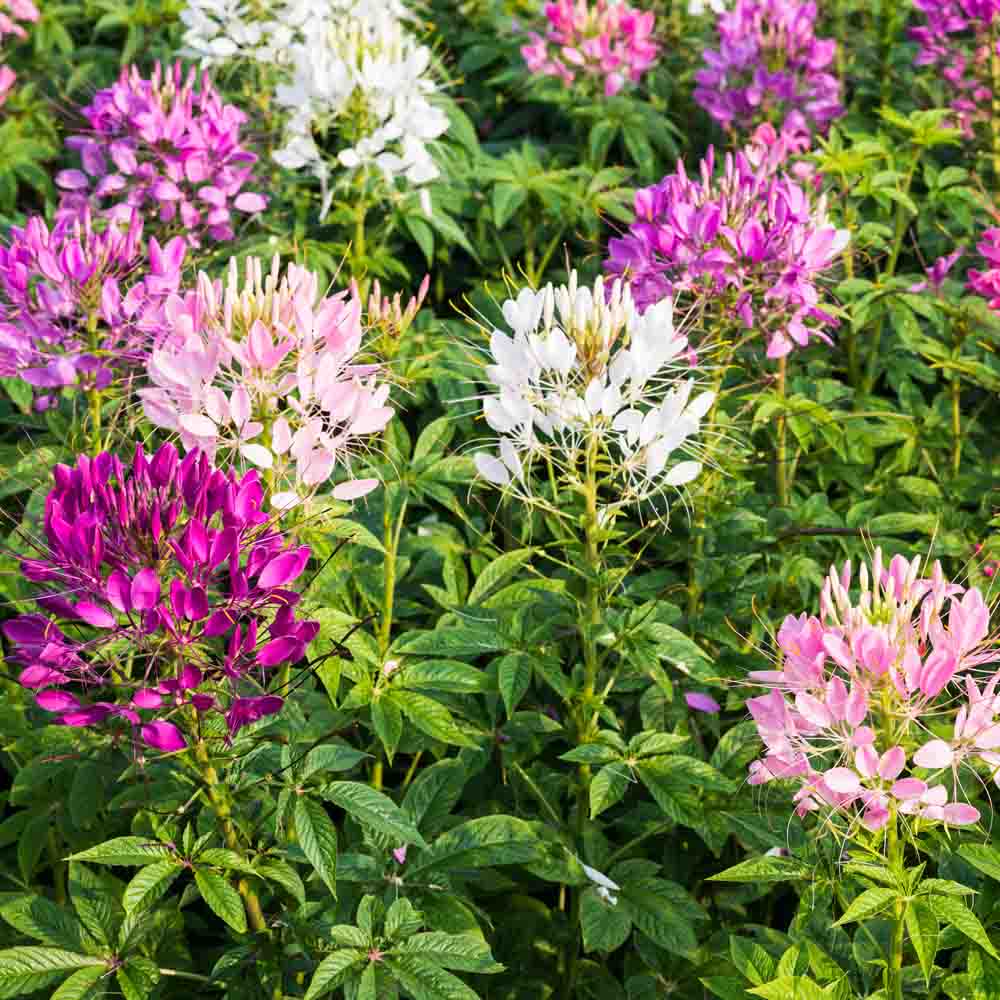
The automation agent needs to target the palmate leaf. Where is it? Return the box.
[619,879,701,957]
[931,895,999,959]
[49,966,108,1000]
[0,947,105,1000]
[580,887,632,954]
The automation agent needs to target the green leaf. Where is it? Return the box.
[619,881,700,956]
[730,938,777,986]
[393,690,474,746]
[372,695,404,761]
[294,796,339,898]
[116,958,159,1000]
[50,966,107,1000]
[393,624,509,658]
[322,781,427,847]
[254,859,306,907]
[409,816,540,875]
[959,844,1000,884]
[303,950,368,1000]
[300,745,370,781]
[401,660,490,693]
[905,899,939,986]
[580,887,632,954]
[67,864,120,949]
[68,838,174,867]
[701,977,753,1000]
[590,764,630,819]
[122,861,183,915]
[402,759,467,832]
[497,653,533,717]
[467,549,535,605]
[931,895,999,958]
[384,954,480,1000]
[708,856,811,884]
[194,870,247,935]
[0,947,103,1000]
[0,895,85,951]
[397,932,503,973]
[748,977,829,1000]
[492,183,527,230]
[833,887,898,926]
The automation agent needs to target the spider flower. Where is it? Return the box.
[746,548,999,832]
[474,272,714,512]
[140,254,392,509]
[910,0,1000,138]
[520,0,660,98]
[967,227,1000,309]
[3,442,319,749]
[273,7,447,219]
[0,210,184,404]
[0,0,38,107]
[605,136,848,359]
[694,0,843,136]
[55,61,267,248]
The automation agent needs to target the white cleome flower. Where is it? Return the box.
[474,272,715,512]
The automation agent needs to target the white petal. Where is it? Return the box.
[240,443,274,469]
[663,460,702,486]
[475,452,510,485]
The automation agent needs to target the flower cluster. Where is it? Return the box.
[520,0,660,98]
[604,135,848,359]
[273,6,447,219]
[139,254,392,509]
[694,0,842,137]
[0,0,38,107]
[4,443,319,750]
[474,272,714,512]
[0,210,185,405]
[747,549,998,832]
[967,226,1000,309]
[55,62,267,248]
[909,0,1000,137]
[180,0,411,67]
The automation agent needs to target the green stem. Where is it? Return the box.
[775,355,789,507]
[159,968,226,987]
[951,374,962,478]
[354,196,368,296]
[87,311,102,452]
[886,808,905,1000]
[192,739,268,935]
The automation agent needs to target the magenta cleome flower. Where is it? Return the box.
[694,0,843,137]
[521,0,660,98]
[3,442,319,749]
[910,0,1000,138]
[967,227,1000,309]
[0,210,184,405]
[746,549,999,832]
[140,255,393,510]
[604,132,848,359]
[55,62,267,249]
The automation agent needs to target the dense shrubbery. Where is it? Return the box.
[0,1,999,998]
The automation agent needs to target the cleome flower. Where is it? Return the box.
[272,6,448,219]
[520,0,661,98]
[473,272,714,514]
[3,442,319,750]
[694,0,843,137]
[55,61,267,249]
[746,549,998,833]
[605,130,849,359]
[139,254,392,509]
[0,209,184,406]
[0,0,38,108]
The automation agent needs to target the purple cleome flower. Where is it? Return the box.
[55,61,267,249]
[3,442,319,750]
[694,0,843,137]
[605,128,849,359]
[0,209,184,406]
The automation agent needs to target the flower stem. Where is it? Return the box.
[885,808,905,1000]
[951,373,962,478]
[879,0,898,108]
[192,739,268,934]
[775,355,789,507]
[87,311,102,452]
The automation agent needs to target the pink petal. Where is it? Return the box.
[942,803,980,825]
[824,767,861,794]
[141,721,187,752]
[913,739,954,769]
[332,478,379,501]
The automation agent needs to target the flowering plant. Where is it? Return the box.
[694,0,843,137]
[520,0,660,98]
[0,210,184,412]
[0,0,37,107]
[4,442,319,750]
[605,130,848,360]
[474,271,713,515]
[140,254,392,509]
[55,61,267,248]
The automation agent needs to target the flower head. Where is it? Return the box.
[140,254,392,508]
[967,227,1000,309]
[474,272,714,514]
[0,210,184,404]
[694,0,843,136]
[747,548,999,833]
[520,0,660,98]
[4,442,319,749]
[55,61,267,248]
[605,135,848,359]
